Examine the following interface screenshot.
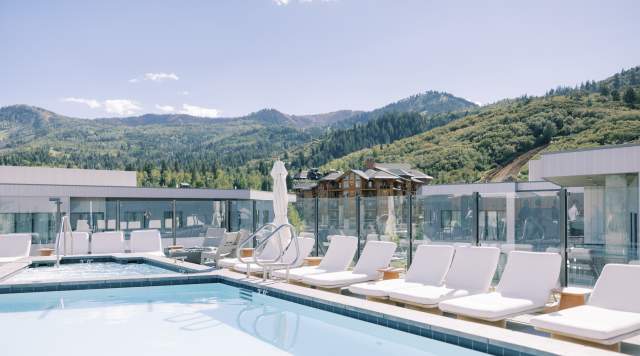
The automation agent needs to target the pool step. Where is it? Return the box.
[239,288,253,301]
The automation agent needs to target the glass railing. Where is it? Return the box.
[3,188,640,289]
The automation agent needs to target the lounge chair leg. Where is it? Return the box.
[457,315,506,328]
[550,333,621,352]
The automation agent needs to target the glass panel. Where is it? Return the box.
[256,200,274,229]
[70,198,117,233]
[412,194,474,257]
[174,200,227,247]
[230,200,253,233]
[0,196,60,255]
[317,197,357,257]
[360,195,410,269]
[567,174,640,287]
[290,197,315,230]
[118,200,173,244]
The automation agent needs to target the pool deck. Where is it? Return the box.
[0,261,632,356]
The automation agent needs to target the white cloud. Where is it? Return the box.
[104,99,142,116]
[178,90,190,96]
[128,78,140,83]
[180,104,220,118]
[61,97,102,109]
[155,104,175,113]
[274,0,334,5]
[144,72,179,82]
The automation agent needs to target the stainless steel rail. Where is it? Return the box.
[237,223,300,280]
[54,215,73,267]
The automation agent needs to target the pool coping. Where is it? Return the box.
[0,253,212,282]
[0,268,620,356]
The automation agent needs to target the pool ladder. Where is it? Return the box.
[237,223,300,281]
[54,216,73,267]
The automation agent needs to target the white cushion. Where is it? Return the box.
[272,266,329,281]
[218,258,240,268]
[0,233,31,258]
[445,246,501,292]
[91,231,124,254]
[302,271,371,288]
[531,305,640,342]
[496,251,561,306]
[348,244,454,298]
[589,264,640,313]
[349,280,425,298]
[57,232,90,255]
[130,229,163,254]
[389,285,470,306]
[318,235,358,270]
[438,292,537,321]
[352,241,397,276]
[404,244,454,284]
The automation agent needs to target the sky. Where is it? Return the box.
[1,0,639,118]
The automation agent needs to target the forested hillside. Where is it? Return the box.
[323,67,640,183]
[0,91,473,189]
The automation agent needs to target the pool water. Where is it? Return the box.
[6,262,173,282]
[0,283,483,356]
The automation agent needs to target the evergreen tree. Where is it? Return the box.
[623,88,637,107]
[611,90,621,101]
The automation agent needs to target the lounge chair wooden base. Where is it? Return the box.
[317,286,342,294]
[397,301,442,315]
[366,296,396,305]
[457,315,506,328]
[548,332,620,352]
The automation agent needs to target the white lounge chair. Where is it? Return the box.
[301,241,397,289]
[56,232,90,255]
[130,229,164,256]
[349,244,455,299]
[531,264,640,350]
[438,251,561,324]
[272,235,358,281]
[0,233,32,263]
[232,236,315,274]
[202,231,240,265]
[91,231,124,254]
[387,246,500,307]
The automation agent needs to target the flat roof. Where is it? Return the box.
[0,183,287,201]
[541,142,640,156]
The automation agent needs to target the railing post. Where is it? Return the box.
[226,200,232,232]
[172,200,177,246]
[408,194,414,266]
[356,194,361,259]
[252,200,257,233]
[559,188,568,287]
[472,192,480,246]
[314,196,319,256]
[116,200,121,231]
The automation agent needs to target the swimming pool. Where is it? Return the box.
[5,262,175,283]
[0,283,483,356]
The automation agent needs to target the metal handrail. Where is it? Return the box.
[236,223,277,263]
[54,216,73,267]
[237,223,300,280]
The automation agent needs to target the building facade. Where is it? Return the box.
[294,159,432,199]
[0,166,282,254]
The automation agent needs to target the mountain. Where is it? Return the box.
[322,66,640,184]
[0,89,475,189]
[332,91,478,128]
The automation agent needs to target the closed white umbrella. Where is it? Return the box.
[270,160,291,249]
[385,195,397,238]
[271,160,289,227]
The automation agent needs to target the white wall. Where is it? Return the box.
[0,166,137,187]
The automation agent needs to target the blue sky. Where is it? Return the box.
[1,0,639,118]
